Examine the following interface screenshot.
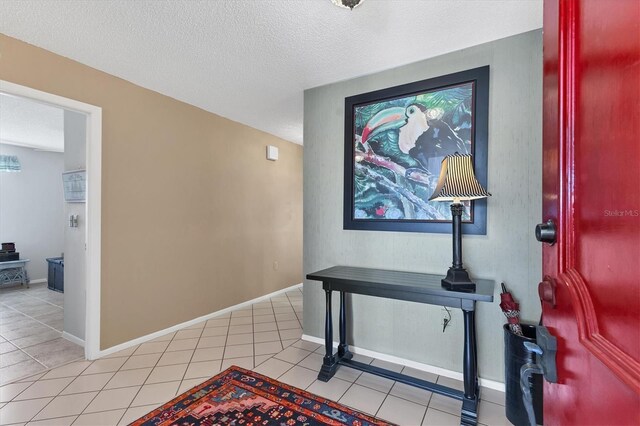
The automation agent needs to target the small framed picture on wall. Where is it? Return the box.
[62,169,87,203]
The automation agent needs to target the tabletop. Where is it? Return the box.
[307,265,494,308]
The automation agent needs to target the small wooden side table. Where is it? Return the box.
[0,259,30,288]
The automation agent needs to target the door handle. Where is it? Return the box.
[535,219,557,245]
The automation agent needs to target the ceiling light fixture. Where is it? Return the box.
[331,0,365,10]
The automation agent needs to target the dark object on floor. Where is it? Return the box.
[500,282,523,336]
[0,252,19,262]
[1,242,15,251]
[131,366,394,426]
[504,323,543,426]
[46,257,64,293]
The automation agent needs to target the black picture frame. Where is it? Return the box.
[343,66,490,234]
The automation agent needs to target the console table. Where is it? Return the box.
[306,266,494,425]
[0,259,30,288]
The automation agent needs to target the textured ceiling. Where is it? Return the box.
[0,0,542,144]
[0,94,65,152]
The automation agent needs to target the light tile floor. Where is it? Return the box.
[0,287,509,425]
[1,284,84,385]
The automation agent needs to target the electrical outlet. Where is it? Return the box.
[273,261,279,271]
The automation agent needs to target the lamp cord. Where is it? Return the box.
[442,306,452,332]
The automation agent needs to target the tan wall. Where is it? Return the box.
[0,34,303,349]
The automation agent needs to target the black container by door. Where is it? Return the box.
[504,323,543,425]
[46,258,64,293]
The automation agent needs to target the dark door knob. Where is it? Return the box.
[538,278,556,307]
[535,219,557,245]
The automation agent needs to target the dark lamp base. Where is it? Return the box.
[442,267,476,292]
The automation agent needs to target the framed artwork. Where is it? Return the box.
[343,66,489,234]
[62,169,87,203]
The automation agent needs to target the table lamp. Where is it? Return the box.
[429,153,491,292]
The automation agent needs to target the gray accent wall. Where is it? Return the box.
[0,143,64,281]
[303,30,542,382]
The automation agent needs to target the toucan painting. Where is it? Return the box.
[351,82,474,222]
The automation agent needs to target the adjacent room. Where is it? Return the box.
[0,94,86,384]
[0,1,637,425]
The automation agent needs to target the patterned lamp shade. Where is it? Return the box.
[429,153,490,202]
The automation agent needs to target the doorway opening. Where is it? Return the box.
[0,80,102,377]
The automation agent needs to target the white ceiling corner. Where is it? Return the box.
[0,93,65,152]
[0,0,542,145]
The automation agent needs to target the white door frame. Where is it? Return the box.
[0,80,103,360]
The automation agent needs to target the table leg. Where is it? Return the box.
[23,266,29,288]
[318,289,337,381]
[338,291,352,359]
[461,309,479,425]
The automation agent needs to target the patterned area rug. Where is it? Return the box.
[131,366,393,426]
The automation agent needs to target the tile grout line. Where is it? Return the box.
[172,320,207,415]
[251,297,258,368]
[68,358,133,424]
[419,397,430,425]
[1,349,84,389]
[0,284,64,310]
[285,290,303,329]
[252,297,279,368]
[97,338,176,424]
[5,360,164,403]
[3,285,493,425]
[20,283,65,306]
[256,294,301,378]
[22,357,96,423]
[17,293,235,419]
[26,352,388,426]
[9,355,93,388]
[1,303,64,341]
[270,295,286,355]
[330,372,359,411]
[50,335,177,424]
[1,292,64,326]
[373,390,393,420]
[2,347,49,371]
[425,405,466,422]
[219,310,233,371]
[0,286,72,378]
[7,351,477,423]
[109,361,155,425]
[116,329,185,416]
[270,355,297,384]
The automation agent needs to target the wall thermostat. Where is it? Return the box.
[266,145,279,161]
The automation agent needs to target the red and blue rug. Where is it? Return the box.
[131,365,393,426]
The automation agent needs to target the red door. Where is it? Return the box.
[542,0,640,424]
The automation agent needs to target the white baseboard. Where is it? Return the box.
[29,279,47,284]
[62,331,85,347]
[94,283,303,359]
[301,334,505,392]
